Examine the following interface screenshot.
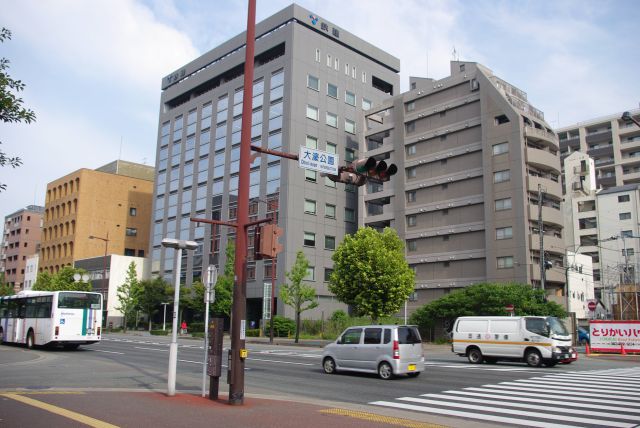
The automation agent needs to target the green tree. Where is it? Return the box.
[137,277,170,331]
[0,272,13,296]
[1,28,36,192]
[329,227,414,322]
[212,241,234,317]
[409,282,567,331]
[116,262,140,332]
[32,267,92,291]
[279,251,318,343]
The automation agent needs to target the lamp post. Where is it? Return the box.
[161,238,198,397]
[161,302,169,331]
[89,233,109,328]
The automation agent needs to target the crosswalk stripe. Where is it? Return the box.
[513,377,640,391]
[418,393,640,421]
[370,400,582,428]
[508,379,640,394]
[479,383,640,402]
[396,397,634,427]
[458,387,640,412]
[544,373,640,384]
[538,375,640,387]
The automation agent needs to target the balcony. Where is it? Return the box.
[528,204,563,228]
[531,265,565,283]
[524,126,558,148]
[364,201,394,224]
[527,176,561,199]
[525,146,560,173]
[530,235,565,256]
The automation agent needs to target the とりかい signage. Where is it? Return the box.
[299,147,339,175]
[589,320,640,352]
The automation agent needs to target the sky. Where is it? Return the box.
[2,0,639,222]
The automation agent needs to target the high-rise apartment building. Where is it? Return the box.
[152,4,399,321]
[40,160,154,274]
[557,109,640,190]
[0,205,44,290]
[362,61,565,311]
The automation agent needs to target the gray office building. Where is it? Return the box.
[362,61,566,312]
[151,4,399,322]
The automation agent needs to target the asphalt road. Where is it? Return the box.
[2,334,640,428]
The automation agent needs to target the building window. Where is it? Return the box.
[325,204,336,219]
[325,235,335,250]
[305,169,317,182]
[495,198,512,211]
[326,54,331,67]
[492,142,509,155]
[494,170,510,183]
[406,167,417,179]
[304,232,316,247]
[327,83,338,98]
[496,227,513,240]
[497,256,514,269]
[407,215,417,227]
[495,114,510,125]
[362,99,372,110]
[304,199,317,215]
[345,208,355,222]
[324,268,333,282]
[406,121,415,133]
[307,75,319,91]
[622,230,633,238]
[306,105,319,121]
[407,191,416,203]
[326,112,338,128]
[345,91,356,106]
[407,101,415,112]
[407,240,417,251]
[345,119,356,135]
[315,48,320,62]
[618,195,630,203]
[126,228,138,237]
[406,145,416,156]
[124,248,135,256]
[305,266,315,281]
[362,71,367,83]
[620,212,632,220]
[306,135,318,149]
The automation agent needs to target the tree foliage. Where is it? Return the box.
[137,277,170,331]
[212,241,235,316]
[279,251,318,343]
[116,262,141,332]
[409,282,567,330]
[32,266,92,292]
[0,272,13,296]
[329,227,414,322]
[1,28,36,192]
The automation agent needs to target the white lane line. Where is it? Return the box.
[457,388,640,413]
[480,384,640,402]
[89,349,124,355]
[247,357,314,366]
[370,401,581,428]
[134,347,167,352]
[418,393,640,422]
[397,397,634,428]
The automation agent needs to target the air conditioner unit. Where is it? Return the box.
[572,182,583,191]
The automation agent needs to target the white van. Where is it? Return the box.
[451,316,576,367]
[322,325,425,379]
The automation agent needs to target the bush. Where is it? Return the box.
[246,329,260,337]
[330,310,348,323]
[189,322,205,333]
[272,316,295,337]
[150,330,169,336]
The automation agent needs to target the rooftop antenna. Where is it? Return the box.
[452,46,459,61]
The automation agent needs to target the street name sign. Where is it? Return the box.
[299,147,339,175]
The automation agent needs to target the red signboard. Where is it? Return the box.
[505,304,514,312]
[588,301,596,311]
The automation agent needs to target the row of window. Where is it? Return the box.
[306,105,356,134]
[306,74,372,110]
[314,48,368,84]
[46,178,80,203]
[303,199,355,222]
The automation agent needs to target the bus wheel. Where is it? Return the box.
[0,327,4,343]
[26,331,35,349]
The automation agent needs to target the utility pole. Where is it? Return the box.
[538,184,545,291]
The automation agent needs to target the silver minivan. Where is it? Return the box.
[322,325,425,379]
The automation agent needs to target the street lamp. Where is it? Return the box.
[161,302,169,331]
[161,238,198,397]
[89,233,109,328]
[621,111,640,128]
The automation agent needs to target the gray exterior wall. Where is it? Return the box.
[151,5,399,323]
[363,61,564,313]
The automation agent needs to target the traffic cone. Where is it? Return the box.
[585,343,591,355]
[621,344,627,356]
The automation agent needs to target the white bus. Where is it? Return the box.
[0,290,102,349]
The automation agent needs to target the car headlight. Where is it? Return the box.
[551,346,558,353]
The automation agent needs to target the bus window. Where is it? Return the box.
[17,299,27,318]
[36,297,52,318]
[58,292,101,309]
[26,298,37,318]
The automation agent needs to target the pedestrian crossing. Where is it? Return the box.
[370,367,640,428]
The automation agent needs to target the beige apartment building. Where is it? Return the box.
[0,205,44,289]
[362,61,566,311]
[40,160,154,273]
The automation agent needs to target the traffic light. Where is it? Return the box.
[353,157,398,182]
[327,170,367,186]
[544,260,553,270]
[255,223,284,259]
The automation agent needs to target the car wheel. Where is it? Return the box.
[323,357,337,374]
[525,349,542,367]
[467,347,483,364]
[407,372,421,378]
[378,362,394,380]
[26,331,35,349]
